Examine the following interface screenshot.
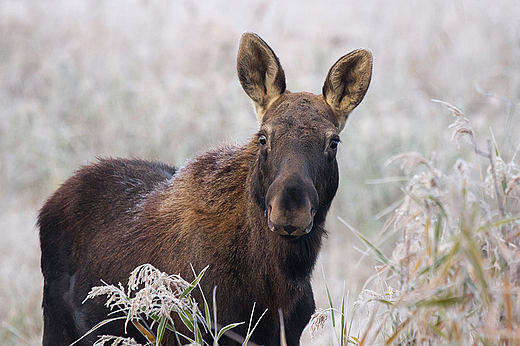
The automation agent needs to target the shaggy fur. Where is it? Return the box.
[38,32,372,346]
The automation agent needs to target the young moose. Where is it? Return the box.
[39,33,372,345]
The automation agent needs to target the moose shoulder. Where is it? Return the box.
[38,32,372,346]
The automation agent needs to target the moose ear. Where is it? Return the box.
[322,49,373,132]
[237,32,286,123]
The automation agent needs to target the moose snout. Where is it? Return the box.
[265,174,318,237]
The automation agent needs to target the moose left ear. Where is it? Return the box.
[322,49,373,132]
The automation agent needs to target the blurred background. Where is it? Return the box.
[1,0,519,344]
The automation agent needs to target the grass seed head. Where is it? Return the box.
[93,335,142,346]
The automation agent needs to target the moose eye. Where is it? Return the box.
[259,135,267,146]
[329,139,339,150]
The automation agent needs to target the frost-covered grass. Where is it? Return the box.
[310,102,520,345]
[1,0,518,344]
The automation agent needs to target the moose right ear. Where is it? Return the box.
[237,32,286,123]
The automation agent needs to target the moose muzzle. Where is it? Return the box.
[265,172,319,237]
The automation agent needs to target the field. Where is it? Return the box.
[1,0,519,344]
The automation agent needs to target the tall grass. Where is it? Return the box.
[1,0,519,345]
[310,101,520,345]
[79,264,265,346]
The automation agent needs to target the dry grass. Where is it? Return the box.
[1,0,519,344]
[310,102,520,345]
[83,264,263,346]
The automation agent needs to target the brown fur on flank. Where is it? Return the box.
[38,32,372,346]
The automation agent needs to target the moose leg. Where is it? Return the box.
[285,289,315,346]
[42,276,80,346]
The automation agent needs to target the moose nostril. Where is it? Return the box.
[283,225,298,234]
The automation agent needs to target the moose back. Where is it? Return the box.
[38,32,372,346]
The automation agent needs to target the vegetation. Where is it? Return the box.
[1,0,518,345]
[79,264,264,346]
[311,101,520,345]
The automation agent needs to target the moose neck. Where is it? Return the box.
[157,140,327,285]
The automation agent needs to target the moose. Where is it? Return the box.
[38,32,372,345]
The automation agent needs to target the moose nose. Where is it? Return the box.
[265,172,318,237]
[283,225,298,235]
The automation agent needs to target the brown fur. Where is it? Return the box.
[38,33,372,346]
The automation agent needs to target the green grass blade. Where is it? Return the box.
[340,291,346,346]
[433,213,443,264]
[322,268,336,328]
[212,286,218,346]
[155,315,168,346]
[413,296,465,308]
[349,225,389,266]
[178,309,196,333]
[70,316,128,346]
[216,322,245,340]
[463,235,492,306]
[181,265,209,299]
[241,308,268,346]
[200,285,211,334]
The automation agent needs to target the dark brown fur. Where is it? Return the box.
[38,33,372,346]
